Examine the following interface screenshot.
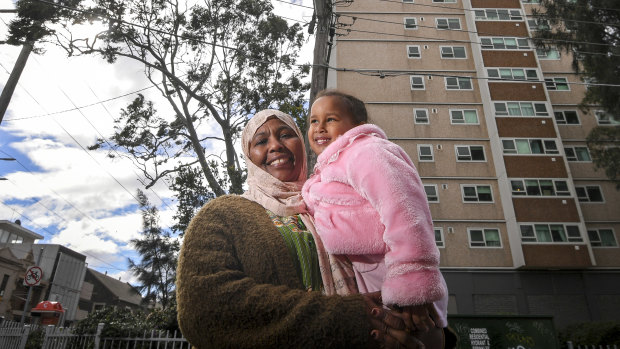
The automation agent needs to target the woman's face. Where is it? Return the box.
[248,118,304,182]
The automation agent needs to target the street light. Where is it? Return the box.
[0,158,16,161]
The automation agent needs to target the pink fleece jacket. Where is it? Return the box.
[302,124,448,327]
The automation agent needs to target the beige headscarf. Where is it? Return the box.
[241,109,358,296]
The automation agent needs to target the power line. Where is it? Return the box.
[0,201,126,271]
[335,14,614,48]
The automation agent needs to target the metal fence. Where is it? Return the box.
[0,320,190,349]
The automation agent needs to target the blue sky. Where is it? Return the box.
[0,0,314,283]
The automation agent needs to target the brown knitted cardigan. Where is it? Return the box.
[176,195,375,348]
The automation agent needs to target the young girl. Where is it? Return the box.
[302,89,449,338]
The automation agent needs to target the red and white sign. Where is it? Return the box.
[24,266,43,286]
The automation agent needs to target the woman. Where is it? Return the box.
[176,109,424,348]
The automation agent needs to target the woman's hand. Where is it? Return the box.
[391,303,439,333]
[363,292,427,349]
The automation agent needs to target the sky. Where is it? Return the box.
[0,0,315,284]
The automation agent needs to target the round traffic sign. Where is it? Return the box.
[24,266,43,286]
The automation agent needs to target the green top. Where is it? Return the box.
[267,210,323,292]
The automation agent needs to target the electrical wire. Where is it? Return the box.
[0,202,127,271]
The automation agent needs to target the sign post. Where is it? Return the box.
[20,247,44,325]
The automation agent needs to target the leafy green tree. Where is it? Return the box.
[533,0,619,186]
[8,0,309,195]
[129,190,179,308]
[587,126,620,188]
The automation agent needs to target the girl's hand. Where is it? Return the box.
[392,303,439,333]
[363,292,426,349]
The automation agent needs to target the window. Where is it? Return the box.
[487,68,538,81]
[402,0,414,3]
[469,228,502,247]
[522,0,540,3]
[575,186,604,202]
[450,109,478,124]
[410,75,425,90]
[436,18,461,30]
[475,9,523,21]
[494,102,548,116]
[425,185,439,202]
[565,146,591,161]
[445,77,473,90]
[434,228,445,248]
[414,109,429,124]
[480,37,530,50]
[528,18,550,31]
[404,17,418,29]
[554,111,580,125]
[433,0,456,3]
[520,224,583,243]
[537,47,560,60]
[510,179,570,196]
[595,111,619,125]
[462,185,493,202]
[456,145,485,161]
[418,144,434,162]
[407,45,421,58]
[0,274,9,297]
[501,139,559,155]
[440,46,466,59]
[545,77,570,91]
[588,229,618,247]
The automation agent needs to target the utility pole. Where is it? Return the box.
[309,0,333,104]
[0,9,32,125]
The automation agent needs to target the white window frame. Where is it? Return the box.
[494,102,549,117]
[410,75,425,90]
[510,178,571,197]
[425,184,439,203]
[595,110,619,125]
[501,138,559,155]
[520,223,583,243]
[554,110,580,125]
[445,77,473,90]
[450,109,479,125]
[404,17,418,30]
[434,227,445,248]
[468,228,502,248]
[564,146,592,162]
[407,45,421,59]
[588,228,618,248]
[440,46,466,59]
[455,145,486,162]
[575,185,605,203]
[418,144,434,162]
[487,68,538,81]
[528,18,550,31]
[413,108,429,124]
[480,37,530,50]
[461,184,494,203]
[536,47,561,60]
[436,18,461,30]
[475,9,523,21]
[545,77,570,91]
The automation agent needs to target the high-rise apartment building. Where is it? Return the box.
[326,0,619,328]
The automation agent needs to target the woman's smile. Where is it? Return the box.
[248,118,304,182]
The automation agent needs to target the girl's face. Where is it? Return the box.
[308,96,360,155]
[248,118,304,182]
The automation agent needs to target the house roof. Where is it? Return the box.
[0,220,44,240]
[87,268,142,306]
